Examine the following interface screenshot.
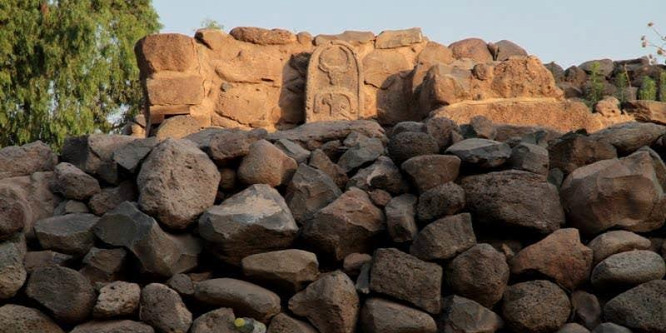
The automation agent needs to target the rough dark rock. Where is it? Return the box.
[347,156,407,194]
[438,295,504,333]
[88,181,137,216]
[0,304,64,333]
[34,213,99,256]
[0,236,27,299]
[52,162,101,200]
[572,290,602,330]
[360,298,437,333]
[195,278,281,323]
[548,132,617,175]
[337,136,385,172]
[388,131,439,165]
[309,149,348,189]
[589,122,666,155]
[70,320,155,333]
[241,249,319,292]
[190,308,235,333]
[139,283,192,333]
[237,139,298,187]
[416,182,465,222]
[0,141,57,180]
[79,247,128,284]
[445,138,512,169]
[267,313,317,333]
[588,230,652,266]
[502,280,571,333]
[410,213,476,261]
[285,164,341,224]
[401,154,461,193]
[26,266,96,324]
[385,194,418,243]
[591,250,665,290]
[93,281,140,318]
[603,280,666,333]
[509,142,549,175]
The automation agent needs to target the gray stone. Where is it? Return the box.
[275,139,311,164]
[401,155,461,193]
[462,170,565,233]
[0,171,61,238]
[194,278,281,323]
[337,136,385,172]
[591,250,665,290]
[490,40,528,61]
[370,248,442,314]
[191,308,236,333]
[589,122,666,155]
[94,202,201,277]
[424,117,462,151]
[61,134,136,184]
[558,323,591,333]
[572,290,602,330]
[138,138,220,230]
[26,266,96,324]
[207,129,258,164]
[388,131,439,165]
[23,250,74,273]
[34,213,98,256]
[289,271,359,333]
[0,187,29,240]
[591,323,632,333]
[416,182,465,222]
[70,320,154,333]
[302,188,384,261]
[410,213,476,261]
[438,295,504,333]
[309,149,348,189]
[93,281,140,318]
[390,121,426,137]
[342,253,372,278]
[447,244,509,308]
[266,120,386,149]
[88,181,137,216]
[385,194,418,243]
[140,283,192,333]
[0,304,64,333]
[0,141,57,180]
[0,236,26,299]
[445,138,512,169]
[54,200,89,215]
[510,142,549,175]
[198,184,298,265]
[548,132,617,175]
[347,156,408,194]
[285,164,341,224]
[603,280,666,333]
[112,137,159,173]
[502,280,571,333]
[79,247,128,284]
[241,249,319,292]
[360,298,437,333]
[462,115,496,139]
[588,230,652,266]
[267,313,317,333]
[52,162,101,200]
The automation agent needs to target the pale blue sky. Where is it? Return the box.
[154,0,665,67]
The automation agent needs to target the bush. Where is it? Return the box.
[639,76,657,101]
[585,62,604,106]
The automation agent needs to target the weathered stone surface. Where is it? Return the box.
[154,115,202,140]
[146,74,204,105]
[337,136,384,172]
[52,162,100,200]
[71,320,155,333]
[375,28,423,49]
[267,120,386,148]
[112,137,159,174]
[502,280,571,333]
[274,139,310,163]
[385,194,418,243]
[416,182,466,222]
[347,156,407,194]
[309,149,348,189]
[548,132,617,175]
[342,253,372,277]
[624,100,666,124]
[26,266,96,324]
[588,230,652,266]
[462,170,564,233]
[61,134,136,184]
[137,139,220,230]
[572,291,602,330]
[0,141,57,180]
[285,164,341,224]
[447,244,510,308]
[267,313,317,333]
[438,295,504,333]
[489,40,528,61]
[595,96,622,117]
[449,38,493,62]
[591,323,631,333]
[306,41,362,122]
[388,131,439,164]
[241,249,319,292]
[510,142,549,175]
[79,247,128,284]
[401,155,461,193]
[0,187,29,240]
[93,281,140,318]
[558,323,591,333]
[315,31,375,46]
[0,237,26,299]
[238,140,298,187]
[34,213,98,256]
[560,150,666,235]
[198,184,298,265]
[230,27,296,45]
[207,128,266,165]
[23,250,74,273]
[190,308,235,333]
[412,42,455,89]
[424,117,462,151]
[54,200,89,215]
[589,122,666,154]
[195,278,281,323]
[603,280,666,333]
[140,283,192,333]
[289,271,359,333]
[591,250,666,290]
[135,33,198,73]
[370,248,442,314]
[94,202,201,277]
[88,181,138,216]
[360,297,436,333]
[0,304,64,333]
[411,213,476,261]
[511,228,593,290]
[445,138,512,169]
[302,188,384,261]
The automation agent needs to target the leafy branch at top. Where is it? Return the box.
[642,22,666,64]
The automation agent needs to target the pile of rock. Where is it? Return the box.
[1,116,666,333]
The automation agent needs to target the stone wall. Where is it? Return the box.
[134,27,637,137]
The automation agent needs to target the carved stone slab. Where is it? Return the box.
[306,40,363,122]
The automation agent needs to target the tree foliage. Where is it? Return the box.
[0,0,161,148]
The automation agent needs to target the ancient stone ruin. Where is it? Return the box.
[2,26,666,333]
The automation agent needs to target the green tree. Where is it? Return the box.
[639,76,657,101]
[659,70,666,102]
[201,18,223,30]
[0,0,161,149]
[585,62,604,107]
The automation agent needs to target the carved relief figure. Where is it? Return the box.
[305,41,363,122]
